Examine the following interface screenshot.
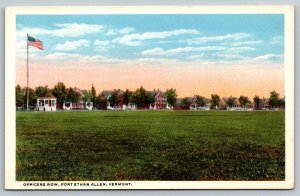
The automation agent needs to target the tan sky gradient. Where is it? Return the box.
[15,58,284,98]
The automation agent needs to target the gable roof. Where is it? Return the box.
[147,89,165,98]
[154,91,165,99]
[37,90,55,99]
[74,87,85,97]
[101,90,114,98]
[101,89,124,98]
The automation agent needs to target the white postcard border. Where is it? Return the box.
[5,5,295,190]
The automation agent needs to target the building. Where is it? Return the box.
[189,97,198,110]
[149,90,167,110]
[222,97,239,110]
[101,89,124,110]
[116,90,124,109]
[154,90,167,109]
[62,87,93,110]
[189,96,210,110]
[71,87,85,109]
[36,91,57,111]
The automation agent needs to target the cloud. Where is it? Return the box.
[17,23,104,38]
[119,27,135,34]
[54,39,90,51]
[187,33,251,44]
[270,36,283,45]
[231,40,262,46]
[39,53,127,65]
[16,40,43,59]
[105,27,135,36]
[141,46,226,56]
[106,29,118,36]
[188,54,205,60]
[52,23,104,37]
[94,40,110,46]
[113,29,200,46]
[141,48,164,55]
[217,53,244,60]
[16,27,51,39]
[227,46,256,53]
[93,40,113,51]
[44,53,83,60]
[253,54,283,62]
[157,40,173,44]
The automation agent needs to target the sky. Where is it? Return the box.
[15,14,284,98]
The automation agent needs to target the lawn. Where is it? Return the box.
[16,110,285,181]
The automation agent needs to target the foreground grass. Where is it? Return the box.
[16,110,285,181]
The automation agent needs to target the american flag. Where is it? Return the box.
[27,35,44,50]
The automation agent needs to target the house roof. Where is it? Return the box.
[154,91,165,99]
[81,90,89,95]
[37,90,55,99]
[101,90,115,98]
[147,90,165,98]
[101,89,124,98]
[74,87,85,97]
[191,96,210,105]
[115,89,124,95]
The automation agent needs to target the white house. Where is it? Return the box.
[63,102,72,110]
[36,91,57,111]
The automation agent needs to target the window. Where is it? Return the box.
[39,100,44,106]
[52,100,55,106]
[45,100,48,105]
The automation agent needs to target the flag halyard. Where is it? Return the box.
[27,35,44,50]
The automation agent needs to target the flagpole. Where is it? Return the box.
[26,34,29,111]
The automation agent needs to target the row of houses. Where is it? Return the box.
[36,87,284,112]
[188,96,285,111]
[36,87,171,111]
[100,89,172,110]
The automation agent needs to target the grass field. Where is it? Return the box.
[16,110,285,181]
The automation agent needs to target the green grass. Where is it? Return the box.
[16,110,285,181]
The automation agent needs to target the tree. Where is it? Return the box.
[108,91,118,107]
[210,94,221,109]
[226,96,236,108]
[147,91,155,105]
[253,95,261,110]
[238,95,250,109]
[15,85,24,108]
[132,86,148,107]
[269,90,280,108]
[91,84,96,106]
[52,82,67,106]
[23,87,36,109]
[82,90,91,102]
[67,88,79,103]
[181,97,191,108]
[278,98,285,109]
[196,95,207,107]
[165,88,177,106]
[123,89,133,105]
[35,86,49,97]
[95,94,105,109]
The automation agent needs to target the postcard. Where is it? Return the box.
[5,5,294,189]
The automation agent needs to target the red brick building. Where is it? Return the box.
[116,90,124,109]
[72,87,85,109]
[101,89,124,110]
[149,90,167,109]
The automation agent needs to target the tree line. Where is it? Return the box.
[181,91,285,110]
[15,81,284,110]
[15,82,178,110]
